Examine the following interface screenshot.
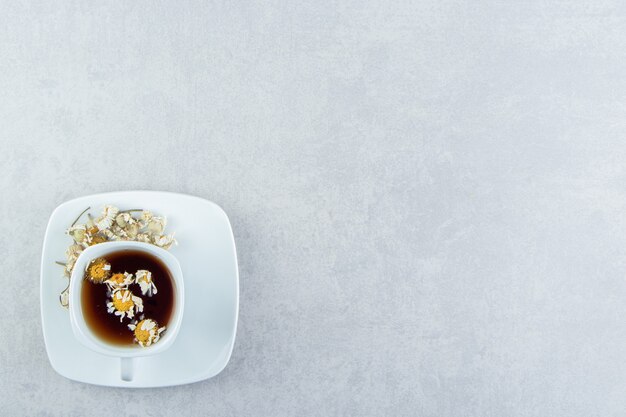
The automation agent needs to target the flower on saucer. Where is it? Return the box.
[59,286,69,307]
[139,210,153,228]
[128,319,166,347]
[124,222,140,239]
[86,257,111,283]
[147,216,166,235]
[67,224,87,244]
[86,223,100,237]
[107,289,143,322]
[95,205,119,231]
[80,224,98,247]
[153,234,176,250]
[101,228,121,241]
[135,270,157,296]
[115,212,134,228]
[105,272,134,289]
[135,233,151,243]
[87,234,107,246]
[64,244,83,276]
[56,204,179,308]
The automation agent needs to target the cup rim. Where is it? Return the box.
[69,241,185,358]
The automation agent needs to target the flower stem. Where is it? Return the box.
[70,207,91,227]
[55,261,67,266]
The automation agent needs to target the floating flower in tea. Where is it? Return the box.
[105,272,134,289]
[136,269,157,296]
[128,319,166,347]
[107,289,143,322]
[86,258,111,283]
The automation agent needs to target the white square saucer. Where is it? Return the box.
[40,191,239,387]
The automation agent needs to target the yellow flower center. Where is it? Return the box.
[109,273,126,285]
[112,290,134,312]
[89,235,107,246]
[88,259,110,283]
[134,320,154,343]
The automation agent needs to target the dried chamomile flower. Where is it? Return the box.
[110,224,128,239]
[147,216,166,235]
[125,222,140,239]
[95,205,119,231]
[153,234,176,249]
[67,224,87,244]
[102,228,120,241]
[65,244,83,275]
[140,210,153,228]
[86,257,111,283]
[136,233,151,243]
[107,289,143,321]
[59,286,70,308]
[115,212,133,228]
[105,272,134,289]
[128,319,165,347]
[135,269,157,296]
[82,222,104,247]
[58,205,179,309]
[86,222,99,236]
[66,243,83,257]
[88,234,108,246]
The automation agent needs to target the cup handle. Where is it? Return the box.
[120,357,134,381]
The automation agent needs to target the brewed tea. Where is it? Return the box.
[81,250,174,346]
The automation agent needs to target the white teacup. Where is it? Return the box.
[69,241,184,382]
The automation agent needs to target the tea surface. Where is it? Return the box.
[81,250,175,346]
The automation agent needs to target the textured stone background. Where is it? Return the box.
[1,1,625,416]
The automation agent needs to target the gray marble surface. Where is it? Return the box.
[1,1,625,416]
